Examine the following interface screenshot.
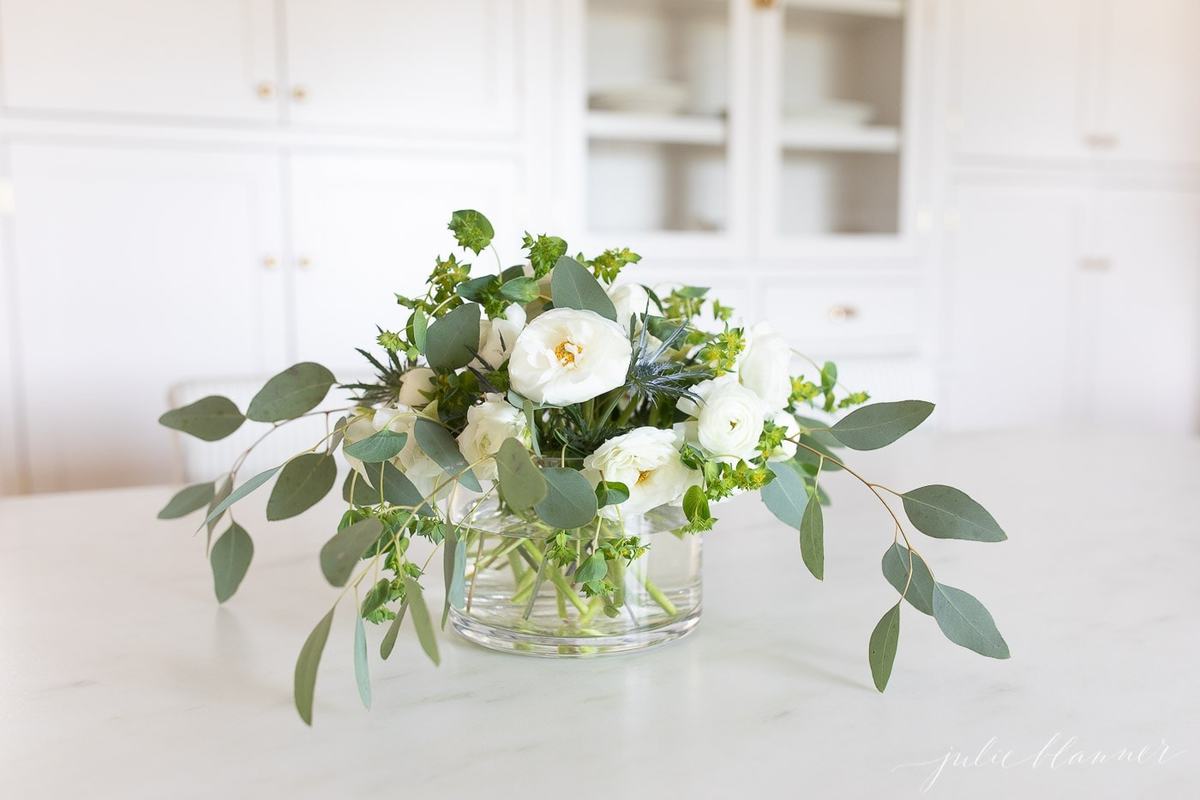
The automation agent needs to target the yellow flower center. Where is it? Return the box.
[554,340,582,367]
[636,469,653,485]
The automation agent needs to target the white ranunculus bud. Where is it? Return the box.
[397,367,437,407]
[766,410,801,462]
[583,427,699,516]
[678,375,765,463]
[456,394,528,481]
[607,282,651,335]
[738,322,793,412]
[508,308,632,406]
[476,304,526,370]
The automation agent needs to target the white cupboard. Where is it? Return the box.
[8,144,288,491]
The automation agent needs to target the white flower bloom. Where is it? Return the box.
[678,375,765,463]
[508,307,632,406]
[607,282,651,334]
[341,413,380,476]
[456,394,528,481]
[373,404,451,500]
[476,303,526,369]
[583,427,698,516]
[738,322,792,412]
[766,410,800,462]
[397,367,436,407]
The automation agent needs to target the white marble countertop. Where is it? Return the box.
[2,432,1198,798]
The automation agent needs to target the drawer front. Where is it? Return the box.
[760,282,921,357]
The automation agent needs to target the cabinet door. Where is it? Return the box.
[949,0,1090,160]
[284,0,518,134]
[0,0,278,120]
[1100,0,1200,164]
[0,191,23,495]
[1083,189,1200,431]
[288,153,524,370]
[9,145,286,492]
[942,183,1079,429]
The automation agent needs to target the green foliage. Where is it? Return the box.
[343,429,408,463]
[932,583,1010,659]
[828,400,935,451]
[799,498,824,580]
[522,232,568,278]
[695,327,746,376]
[158,396,244,441]
[353,614,372,709]
[157,482,215,520]
[499,276,541,304]
[403,576,440,665]
[202,466,280,530]
[376,329,405,352]
[660,286,709,320]
[901,485,1007,542]
[294,605,336,726]
[868,604,901,692]
[448,209,494,254]
[210,521,253,603]
[581,247,641,283]
[379,599,409,659]
[424,302,481,371]
[682,485,715,533]
[319,517,385,587]
[594,480,630,508]
[414,417,482,492]
[360,578,398,623]
[535,467,598,529]
[881,543,935,615]
[267,453,337,521]
[760,461,809,528]
[496,437,548,510]
[246,362,336,423]
[550,256,618,321]
[206,476,232,544]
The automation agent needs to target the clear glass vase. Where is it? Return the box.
[447,499,702,657]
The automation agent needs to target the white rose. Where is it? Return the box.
[738,322,792,412]
[373,404,452,500]
[476,303,526,369]
[583,427,699,516]
[677,375,765,463]
[397,367,436,407]
[341,412,381,476]
[766,410,800,462]
[607,282,651,334]
[456,394,528,481]
[508,308,632,406]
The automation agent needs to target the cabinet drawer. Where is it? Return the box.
[760,282,920,357]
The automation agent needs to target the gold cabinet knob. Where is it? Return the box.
[298,256,312,269]
[291,85,309,102]
[1080,257,1111,272]
[255,81,275,100]
[753,0,776,8]
[827,304,859,321]
[262,255,278,269]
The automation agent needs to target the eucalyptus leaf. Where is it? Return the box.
[210,521,253,603]
[881,543,935,615]
[448,209,494,254]
[246,362,336,423]
[353,614,372,710]
[869,604,901,692]
[294,605,336,726]
[267,453,336,521]
[343,429,408,463]
[799,498,824,580]
[932,583,1010,659]
[534,467,598,529]
[456,274,497,301]
[761,461,809,529]
[449,535,467,610]
[496,438,548,510]
[342,470,377,506]
[411,308,428,353]
[201,466,280,529]
[828,400,934,451]
[158,395,244,441]
[414,417,481,492]
[380,600,409,660]
[902,485,1007,542]
[595,480,630,508]
[327,416,349,453]
[206,475,233,548]
[442,526,459,627]
[376,461,433,514]
[157,482,214,520]
[793,415,842,449]
[550,256,617,321]
[403,577,440,666]
[425,302,481,371]
[499,276,541,303]
[790,434,843,472]
[319,517,385,587]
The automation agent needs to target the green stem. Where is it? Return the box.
[643,577,677,617]
[520,540,587,614]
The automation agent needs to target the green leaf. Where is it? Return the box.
[828,400,934,450]
[157,482,215,519]
[425,302,481,371]
[403,576,440,665]
[343,429,408,463]
[499,276,541,303]
[294,605,336,726]
[361,579,391,619]
[682,484,710,524]
[266,453,337,521]
[448,534,466,611]
[793,415,843,449]
[441,526,458,627]
[760,461,809,528]
[201,466,280,529]
[158,395,244,441]
[319,517,385,587]
[881,543,935,615]
[535,467,598,529]
[456,274,497,302]
[411,308,428,353]
[869,604,901,692]
[328,415,349,453]
[380,600,409,660]
[550,256,618,321]
[932,583,1010,659]
[448,209,494,254]
[206,476,233,547]
[496,438,548,510]
[790,434,843,472]
[799,497,824,580]
[246,362,336,423]
[353,613,371,710]
[576,552,608,584]
[342,470,377,506]
[902,485,1007,542]
[376,462,433,514]
[209,521,253,603]
[414,417,482,492]
[595,480,630,508]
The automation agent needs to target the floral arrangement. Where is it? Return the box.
[157,210,1009,725]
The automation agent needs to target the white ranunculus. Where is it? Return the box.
[607,282,651,334]
[678,375,765,463]
[583,427,699,516]
[456,394,528,481]
[397,367,437,407]
[738,322,793,412]
[476,303,526,369]
[508,307,633,406]
[766,410,801,462]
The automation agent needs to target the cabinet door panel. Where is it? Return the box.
[288,154,524,370]
[284,0,518,134]
[10,145,286,491]
[0,0,277,120]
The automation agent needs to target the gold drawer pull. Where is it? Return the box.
[828,304,859,321]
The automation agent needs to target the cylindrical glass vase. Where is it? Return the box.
[447,500,702,657]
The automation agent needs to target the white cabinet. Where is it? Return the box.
[283,0,519,134]
[0,207,23,495]
[287,153,524,369]
[8,144,287,491]
[0,0,278,121]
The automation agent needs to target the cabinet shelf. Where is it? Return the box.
[586,111,726,146]
[780,123,900,153]
[783,0,903,18]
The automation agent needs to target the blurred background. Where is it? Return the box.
[0,0,1196,496]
